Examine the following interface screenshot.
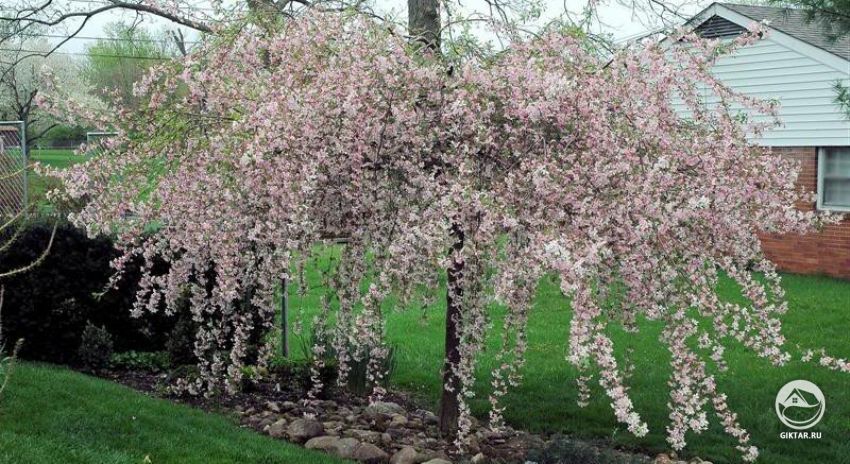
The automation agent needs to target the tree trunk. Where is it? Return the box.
[407,0,460,436]
[408,0,440,51]
[438,223,463,434]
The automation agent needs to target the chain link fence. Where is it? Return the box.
[86,131,118,157]
[0,121,27,217]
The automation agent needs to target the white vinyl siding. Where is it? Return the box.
[817,147,850,211]
[671,37,850,147]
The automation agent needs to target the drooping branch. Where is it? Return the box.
[0,0,213,78]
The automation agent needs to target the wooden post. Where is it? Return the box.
[280,277,289,358]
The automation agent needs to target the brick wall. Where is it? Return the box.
[759,146,850,280]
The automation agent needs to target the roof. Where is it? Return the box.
[717,3,850,61]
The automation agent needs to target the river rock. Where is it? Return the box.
[352,442,390,463]
[287,418,325,443]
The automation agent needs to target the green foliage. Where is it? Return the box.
[110,351,170,372]
[84,22,176,110]
[77,322,114,370]
[0,221,177,363]
[528,435,650,464]
[36,125,88,148]
[164,312,197,367]
[772,0,850,38]
[834,81,850,118]
[296,329,397,397]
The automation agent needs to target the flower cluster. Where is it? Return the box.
[46,12,841,459]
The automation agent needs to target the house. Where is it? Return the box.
[675,3,850,279]
[0,125,21,149]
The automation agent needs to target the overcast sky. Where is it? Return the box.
[46,0,708,54]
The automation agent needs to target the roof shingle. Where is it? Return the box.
[721,3,850,61]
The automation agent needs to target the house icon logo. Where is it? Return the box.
[775,380,825,430]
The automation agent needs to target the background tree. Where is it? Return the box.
[0,38,95,148]
[773,0,850,36]
[84,22,184,111]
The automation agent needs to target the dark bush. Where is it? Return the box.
[38,124,87,148]
[77,322,114,369]
[165,310,197,366]
[0,220,176,363]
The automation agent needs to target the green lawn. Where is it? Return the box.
[27,149,82,204]
[30,148,81,169]
[0,363,346,464]
[283,262,850,464]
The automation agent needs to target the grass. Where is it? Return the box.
[26,149,82,205]
[283,256,850,464]
[0,362,346,464]
[30,148,82,169]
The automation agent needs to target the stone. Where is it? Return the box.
[654,454,677,464]
[266,401,281,412]
[352,442,390,463]
[308,437,357,459]
[389,414,409,427]
[417,450,448,463]
[305,436,341,452]
[282,401,297,410]
[305,436,360,459]
[334,438,361,459]
[323,420,344,432]
[421,411,438,425]
[385,427,406,439]
[421,459,451,464]
[381,433,392,445]
[287,418,325,443]
[257,417,275,429]
[366,401,406,416]
[390,446,419,464]
[267,418,288,438]
[471,453,486,463]
[346,428,383,443]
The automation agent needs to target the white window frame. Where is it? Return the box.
[817,147,850,212]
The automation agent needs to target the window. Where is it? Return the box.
[818,147,850,212]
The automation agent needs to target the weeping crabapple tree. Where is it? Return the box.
[41,12,850,461]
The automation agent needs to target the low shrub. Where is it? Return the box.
[110,351,170,372]
[77,322,114,370]
[296,330,396,397]
[0,220,176,363]
[165,311,197,367]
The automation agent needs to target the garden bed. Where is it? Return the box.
[97,366,667,464]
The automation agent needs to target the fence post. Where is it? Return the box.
[20,121,28,210]
[280,277,289,358]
